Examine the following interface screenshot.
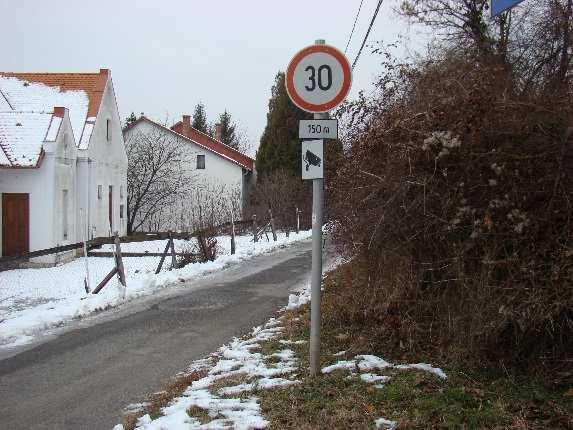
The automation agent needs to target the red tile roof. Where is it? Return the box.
[171,119,254,171]
[0,69,108,118]
[124,116,254,171]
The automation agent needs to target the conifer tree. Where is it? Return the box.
[217,110,238,149]
[124,112,138,128]
[192,102,209,134]
[256,72,313,178]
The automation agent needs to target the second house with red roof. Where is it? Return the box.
[123,114,254,232]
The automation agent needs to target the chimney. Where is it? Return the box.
[181,115,191,134]
[53,107,66,118]
[215,123,223,142]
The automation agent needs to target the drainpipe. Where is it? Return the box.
[86,158,91,239]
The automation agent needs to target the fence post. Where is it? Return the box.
[252,214,258,243]
[296,207,300,234]
[230,209,236,255]
[155,238,171,274]
[114,232,127,288]
[269,209,277,241]
[198,233,209,262]
[169,231,178,269]
[93,232,125,294]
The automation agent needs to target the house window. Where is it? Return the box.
[120,204,124,219]
[196,154,205,169]
[120,185,124,199]
[62,190,69,240]
[106,119,111,142]
[98,185,102,199]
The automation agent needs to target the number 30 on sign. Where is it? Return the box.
[286,44,352,113]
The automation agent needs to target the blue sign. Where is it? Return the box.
[491,0,525,16]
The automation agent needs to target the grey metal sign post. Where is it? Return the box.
[286,39,352,376]
[310,111,326,376]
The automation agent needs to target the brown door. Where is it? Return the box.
[2,193,29,256]
[108,186,113,232]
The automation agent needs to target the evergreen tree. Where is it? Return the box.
[256,72,313,178]
[192,102,209,134]
[217,110,238,149]
[124,112,138,128]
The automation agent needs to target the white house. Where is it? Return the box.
[0,69,127,263]
[123,115,254,232]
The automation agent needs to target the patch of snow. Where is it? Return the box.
[321,360,357,374]
[279,339,306,345]
[375,417,397,429]
[356,355,393,371]
[394,363,447,380]
[78,122,93,149]
[45,115,62,141]
[360,373,391,384]
[322,354,446,380]
[130,317,299,429]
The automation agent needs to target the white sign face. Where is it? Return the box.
[286,45,352,113]
[301,140,324,180]
[299,119,338,139]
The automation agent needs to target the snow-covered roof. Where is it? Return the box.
[0,70,109,150]
[0,77,87,143]
[0,111,55,167]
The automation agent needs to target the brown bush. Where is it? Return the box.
[247,169,312,231]
[329,53,573,375]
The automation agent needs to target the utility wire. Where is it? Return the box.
[344,0,365,54]
[352,0,384,70]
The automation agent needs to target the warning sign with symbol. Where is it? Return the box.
[301,139,323,180]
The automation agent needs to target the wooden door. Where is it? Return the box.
[2,193,29,256]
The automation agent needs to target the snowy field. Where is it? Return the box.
[0,231,311,350]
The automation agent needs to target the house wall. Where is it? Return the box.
[0,113,77,264]
[77,77,128,239]
[125,120,244,232]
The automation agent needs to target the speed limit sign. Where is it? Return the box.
[286,44,352,113]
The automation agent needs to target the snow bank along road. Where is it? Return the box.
[0,240,312,430]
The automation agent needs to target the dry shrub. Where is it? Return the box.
[330,53,573,375]
[248,169,312,231]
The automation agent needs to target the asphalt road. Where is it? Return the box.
[0,240,312,430]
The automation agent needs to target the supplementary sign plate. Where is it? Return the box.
[286,44,352,113]
[491,0,525,16]
[299,119,338,139]
[302,140,324,180]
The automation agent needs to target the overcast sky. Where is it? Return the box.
[0,0,425,155]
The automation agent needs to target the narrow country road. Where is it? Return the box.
[0,240,312,430]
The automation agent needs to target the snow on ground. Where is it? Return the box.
[116,317,301,430]
[112,256,445,430]
[321,353,447,381]
[0,231,311,350]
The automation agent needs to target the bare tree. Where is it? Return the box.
[125,127,191,233]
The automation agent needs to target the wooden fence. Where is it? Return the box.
[0,209,303,294]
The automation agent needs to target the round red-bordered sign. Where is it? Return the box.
[286,44,352,113]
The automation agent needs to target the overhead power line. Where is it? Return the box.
[352,0,384,70]
[344,0,365,54]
